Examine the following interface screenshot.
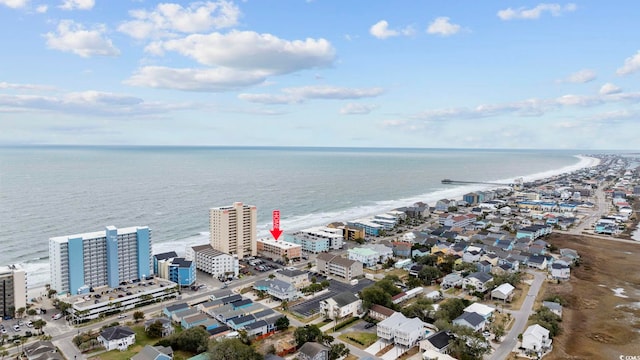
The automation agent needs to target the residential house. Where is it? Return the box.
[268,279,299,301]
[274,269,309,289]
[163,303,189,318]
[320,292,362,320]
[131,345,173,360]
[377,312,427,347]
[181,313,210,329]
[144,318,174,338]
[463,303,495,320]
[244,319,269,337]
[392,241,412,258]
[522,324,552,356]
[463,272,494,293]
[368,304,396,322]
[527,255,548,270]
[316,253,364,282]
[476,260,491,273]
[559,248,579,262]
[98,326,136,351]
[348,245,393,267]
[420,331,454,354]
[550,262,570,280]
[491,283,515,302]
[542,302,563,317]
[23,341,63,360]
[440,273,463,289]
[452,312,486,331]
[462,250,481,264]
[298,342,329,360]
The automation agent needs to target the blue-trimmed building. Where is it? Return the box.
[49,226,153,295]
[155,253,196,287]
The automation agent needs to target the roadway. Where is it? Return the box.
[489,270,546,360]
[39,256,321,360]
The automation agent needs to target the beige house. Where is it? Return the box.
[316,253,363,282]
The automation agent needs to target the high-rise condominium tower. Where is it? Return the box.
[209,202,257,259]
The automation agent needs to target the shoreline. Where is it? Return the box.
[21,154,601,290]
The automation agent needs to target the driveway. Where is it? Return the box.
[489,270,546,360]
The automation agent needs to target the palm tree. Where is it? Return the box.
[0,349,8,360]
[33,319,47,335]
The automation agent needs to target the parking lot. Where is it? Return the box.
[0,319,39,341]
[290,276,374,318]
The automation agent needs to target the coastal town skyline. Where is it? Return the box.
[1,1,640,149]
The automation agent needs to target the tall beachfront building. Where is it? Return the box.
[49,226,152,295]
[0,264,26,319]
[209,202,257,260]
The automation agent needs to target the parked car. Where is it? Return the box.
[117,314,126,319]
[364,322,376,329]
[26,321,33,328]
[52,313,62,320]
[13,325,20,332]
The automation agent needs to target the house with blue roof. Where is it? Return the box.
[228,314,256,330]
[232,299,253,310]
[163,303,189,318]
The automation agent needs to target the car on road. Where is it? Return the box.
[117,314,126,319]
[364,322,376,329]
[52,313,62,320]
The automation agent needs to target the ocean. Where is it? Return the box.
[0,146,595,288]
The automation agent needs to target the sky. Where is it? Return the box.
[1,0,639,149]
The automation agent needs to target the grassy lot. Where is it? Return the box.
[338,332,378,349]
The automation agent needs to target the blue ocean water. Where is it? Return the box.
[0,146,587,287]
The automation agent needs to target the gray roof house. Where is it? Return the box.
[268,279,299,301]
[452,312,486,331]
[298,342,329,360]
[462,272,494,293]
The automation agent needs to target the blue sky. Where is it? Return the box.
[1,0,639,149]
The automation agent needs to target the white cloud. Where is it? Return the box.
[0,0,28,8]
[497,3,577,20]
[616,50,640,76]
[44,20,120,57]
[599,83,622,95]
[36,4,47,12]
[381,119,408,127]
[149,30,335,74]
[561,69,596,83]
[370,20,397,39]
[118,1,240,39]
[125,66,269,92]
[0,82,56,91]
[239,85,384,104]
[410,89,640,122]
[339,103,378,115]
[369,20,413,39]
[59,0,94,10]
[427,17,461,37]
[0,90,191,116]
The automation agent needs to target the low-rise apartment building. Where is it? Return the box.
[257,238,302,261]
[316,254,363,282]
[186,244,239,278]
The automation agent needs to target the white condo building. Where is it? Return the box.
[49,226,152,295]
[0,264,26,319]
[186,244,239,278]
[209,202,257,260]
[288,226,344,253]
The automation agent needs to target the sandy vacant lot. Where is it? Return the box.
[544,234,640,359]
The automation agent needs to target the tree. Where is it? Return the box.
[329,343,349,360]
[406,276,423,289]
[26,309,37,316]
[169,326,210,353]
[32,319,46,335]
[47,289,57,298]
[275,316,289,331]
[375,279,401,296]
[447,325,490,360]
[320,280,330,288]
[280,300,288,311]
[133,311,145,322]
[361,285,393,309]
[15,307,25,318]
[435,298,467,323]
[418,266,442,284]
[208,338,262,360]
[0,349,8,360]
[146,320,165,338]
[294,325,323,347]
[401,298,433,322]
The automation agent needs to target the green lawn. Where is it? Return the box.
[88,325,190,360]
[338,332,378,349]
